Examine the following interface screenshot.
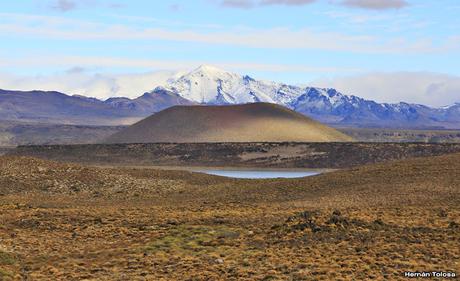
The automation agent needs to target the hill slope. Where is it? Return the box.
[0,88,193,125]
[104,103,353,143]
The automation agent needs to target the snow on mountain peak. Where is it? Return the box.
[164,65,304,105]
[156,65,446,127]
[191,65,228,76]
[167,65,242,104]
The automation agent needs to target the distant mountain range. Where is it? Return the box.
[1,65,460,129]
[0,88,193,125]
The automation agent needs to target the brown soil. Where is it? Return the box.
[0,154,459,280]
[104,103,353,143]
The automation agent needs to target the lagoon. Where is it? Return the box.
[195,169,320,179]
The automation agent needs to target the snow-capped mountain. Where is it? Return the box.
[166,65,303,105]
[1,65,460,128]
[156,65,460,129]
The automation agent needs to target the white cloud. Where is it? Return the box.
[221,0,256,8]
[0,55,358,99]
[338,0,408,10]
[260,0,316,5]
[47,0,122,12]
[0,54,360,75]
[219,0,316,9]
[0,12,457,54]
[312,72,460,107]
[0,70,180,100]
[2,63,460,107]
[0,61,460,106]
[50,0,77,12]
[219,0,408,10]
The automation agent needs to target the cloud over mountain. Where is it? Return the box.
[313,72,460,107]
[0,70,181,100]
[2,65,460,129]
[2,67,460,107]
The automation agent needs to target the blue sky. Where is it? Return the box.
[1,0,460,106]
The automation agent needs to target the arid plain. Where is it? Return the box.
[1,98,459,281]
[2,1,460,280]
[1,149,459,280]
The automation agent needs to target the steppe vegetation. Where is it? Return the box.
[0,154,459,280]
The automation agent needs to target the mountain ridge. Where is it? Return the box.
[1,65,460,128]
[161,65,460,129]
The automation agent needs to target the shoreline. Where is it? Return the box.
[93,164,336,173]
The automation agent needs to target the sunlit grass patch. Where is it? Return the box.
[146,225,241,256]
[0,251,15,266]
[0,268,13,279]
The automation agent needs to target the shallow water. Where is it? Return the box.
[195,169,320,179]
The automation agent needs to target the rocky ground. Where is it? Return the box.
[10,142,460,169]
[338,127,460,143]
[0,155,459,280]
